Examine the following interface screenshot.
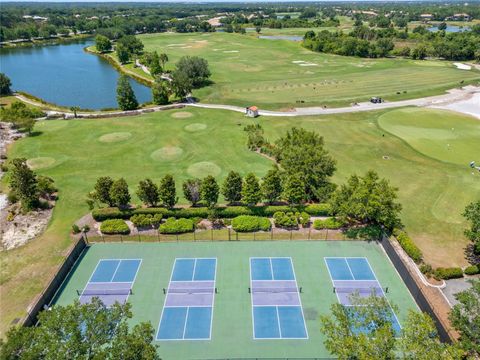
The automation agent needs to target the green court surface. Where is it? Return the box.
[54,241,418,359]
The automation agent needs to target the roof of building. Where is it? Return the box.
[248,106,258,111]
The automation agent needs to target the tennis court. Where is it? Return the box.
[250,257,308,339]
[54,241,417,359]
[79,259,141,307]
[325,257,402,334]
[156,258,217,340]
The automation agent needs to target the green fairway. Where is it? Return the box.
[378,108,480,166]
[54,241,417,359]
[3,106,479,335]
[139,32,480,109]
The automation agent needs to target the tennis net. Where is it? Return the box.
[77,288,132,296]
[164,287,217,294]
[249,286,301,294]
[333,286,386,295]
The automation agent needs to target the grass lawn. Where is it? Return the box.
[139,32,480,110]
[1,106,479,335]
[53,241,417,359]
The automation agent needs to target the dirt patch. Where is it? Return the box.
[26,157,56,170]
[98,132,132,143]
[151,147,184,161]
[184,123,207,132]
[171,111,193,119]
[187,161,221,177]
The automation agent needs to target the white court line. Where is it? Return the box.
[249,257,255,339]
[269,258,275,280]
[344,259,356,280]
[275,306,282,338]
[155,258,178,341]
[182,307,190,339]
[209,258,218,340]
[109,260,122,282]
[191,259,197,281]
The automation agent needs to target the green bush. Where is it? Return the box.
[344,225,383,240]
[298,212,310,227]
[71,224,81,234]
[232,215,271,232]
[394,229,423,263]
[100,219,130,235]
[419,263,433,276]
[434,267,463,280]
[313,217,344,230]
[159,218,194,234]
[92,207,132,221]
[130,214,162,228]
[464,265,480,276]
[273,211,298,228]
[304,203,331,216]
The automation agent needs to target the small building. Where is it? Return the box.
[420,13,434,22]
[446,13,471,21]
[246,106,259,118]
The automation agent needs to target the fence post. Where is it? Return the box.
[194,231,196,241]
[308,227,311,241]
[271,228,273,240]
[138,234,141,242]
[290,230,292,240]
[120,235,123,243]
[326,229,328,241]
[228,228,231,241]
[236,232,238,241]
[176,234,179,242]
[157,231,160,242]
[211,229,213,241]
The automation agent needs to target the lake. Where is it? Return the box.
[0,40,152,110]
[427,25,471,33]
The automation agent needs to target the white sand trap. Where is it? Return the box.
[431,92,480,120]
[292,60,306,64]
[167,43,187,47]
[299,63,318,67]
[223,50,239,53]
[453,63,471,70]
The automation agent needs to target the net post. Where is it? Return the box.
[248,287,251,293]
[299,287,302,293]
[163,288,166,295]
[385,287,389,293]
[333,287,336,293]
[215,287,217,294]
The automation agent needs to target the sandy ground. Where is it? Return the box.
[430,92,480,120]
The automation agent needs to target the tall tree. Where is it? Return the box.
[95,34,112,53]
[274,127,336,202]
[116,75,138,111]
[159,53,169,69]
[182,178,202,206]
[463,200,480,254]
[116,43,130,64]
[94,176,114,207]
[261,167,282,204]
[0,299,159,359]
[201,175,219,208]
[152,77,170,105]
[330,171,402,230]
[175,56,211,87]
[222,171,242,204]
[449,279,480,357]
[8,158,38,210]
[282,174,306,205]
[171,69,192,99]
[136,178,159,207]
[109,178,130,208]
[241,173,261,206]
[0,73,12,95]
[158,174,177,208]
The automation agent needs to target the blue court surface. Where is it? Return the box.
[79,259,141,307]
[324,257,402,335]
[157,258,217,341]
[250,257,308,340]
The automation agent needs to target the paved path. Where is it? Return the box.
[15,85,480,119]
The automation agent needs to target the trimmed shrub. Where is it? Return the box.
[100,219,130,235]
[304,203,331,216]
[159,217,194,234]
[232,215,271,232]
[92,207,132,221]
[274,211,298,228]
[130,214,163,228]
[434,267,463,280]
[464,265,480,276]
[298,212,310,227]
[394,230,422,263]
[72,224,81,234]
[313,217,344,230]
[419,263,433,276]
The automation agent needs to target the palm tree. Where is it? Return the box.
[70,106,80,118]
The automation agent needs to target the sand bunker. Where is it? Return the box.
[99,132,132,143]
[184,123,207,132]
[27,157,56,170]
[151,147,184,161]
[187,161,221,177]
[171,111,193,119]
[223,50,239,53]
[453,63,472,70]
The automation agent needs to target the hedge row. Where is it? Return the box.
[313,217,344,230]
[394,229,423,264]
[464,265,480,276]
[130,214,163,228]
[231,215,271,232]
[159,218,194,234]
[92,204,331,222]
[273,211,310,228]
[434,267,464,280]
[100,219,130,235]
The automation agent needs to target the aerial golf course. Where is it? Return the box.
[1,30,480,336]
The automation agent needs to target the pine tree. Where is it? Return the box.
[159,174,177,208]
[152,77,170,105]
[109,178,130,208]
[136,178,159,207]
[283,174,306,205]
[241,173,261,206]
[201,176,219,208]
[221,171,242,204]
[94,176,114,206]
[261,167,282,204]
[8,158,38,210]
[116,75,138,111]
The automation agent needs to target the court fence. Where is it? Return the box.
[87,228,356,243]
[21,235,88,327]
[380,235,454,342]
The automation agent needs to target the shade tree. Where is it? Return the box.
[159,174,177,208]
[201,175,219,208]
[222,171,243,204]
[136,178,159,207]
[241,173,261,206]
[182,178,202,206]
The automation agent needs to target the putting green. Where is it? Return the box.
[26,157,56,170]
[171,111,193,119]
[187,161,221,177]
[184,123,207,132]
[151,147,184,161]
[98,132,132,143]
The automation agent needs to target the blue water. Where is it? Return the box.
[427,25,471,33]
[0,39,151,110]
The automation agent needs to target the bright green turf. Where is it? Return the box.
[3,106,479,335]
[54,241,418,359]
[139,32,480,109]
[377,108,480,166]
